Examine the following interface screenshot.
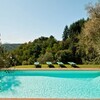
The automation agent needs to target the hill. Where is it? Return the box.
[3,43,21,51]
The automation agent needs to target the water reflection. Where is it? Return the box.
[0,75,21,92]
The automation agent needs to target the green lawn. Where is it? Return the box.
[13,64,100,68]
[78,65,100,68]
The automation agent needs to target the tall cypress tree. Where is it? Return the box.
[62,25,69,41]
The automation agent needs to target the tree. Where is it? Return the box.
[55,50,72,63]
[0,56,5,68]
[46,35,57,47]
[69,18,86,36]
[0,44,5,68]
[80,1,100,64]
[62,25,69,41]
[62,19,86,42]
[86,2,100,19]
[37,52,54,64]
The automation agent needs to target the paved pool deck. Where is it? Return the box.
[0,68,100,70]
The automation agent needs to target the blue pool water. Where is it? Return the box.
[0,70,100,98]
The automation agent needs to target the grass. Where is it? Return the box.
[13,64,100,68]
[79,65,100,68]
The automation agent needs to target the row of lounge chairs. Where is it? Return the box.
[34,61,78,68]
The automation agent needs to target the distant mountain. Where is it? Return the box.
[3,43,21,51]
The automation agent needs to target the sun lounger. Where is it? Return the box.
[68,62,76,66]
[57,62,66,68]
[34,62,41,68]
[67,62,80,68]
[34,62,40,65]
[46,62,52,65]
[57,62,64,65]
[46,62,54,68]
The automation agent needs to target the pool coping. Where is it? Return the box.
[0,98,100,100]
[0,68,100,70]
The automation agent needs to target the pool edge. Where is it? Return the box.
[0,68,100,71]
[0,98,100,100]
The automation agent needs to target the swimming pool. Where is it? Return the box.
[0,70,100,99]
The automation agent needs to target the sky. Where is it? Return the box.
[0,0,97,43]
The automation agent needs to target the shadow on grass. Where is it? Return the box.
[72,65,79,68]
[48,65,54,68]
[35,65,41,68]
[60,64,67,68]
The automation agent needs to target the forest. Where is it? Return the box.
[3,43,21,51]
[0,1,100,67]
